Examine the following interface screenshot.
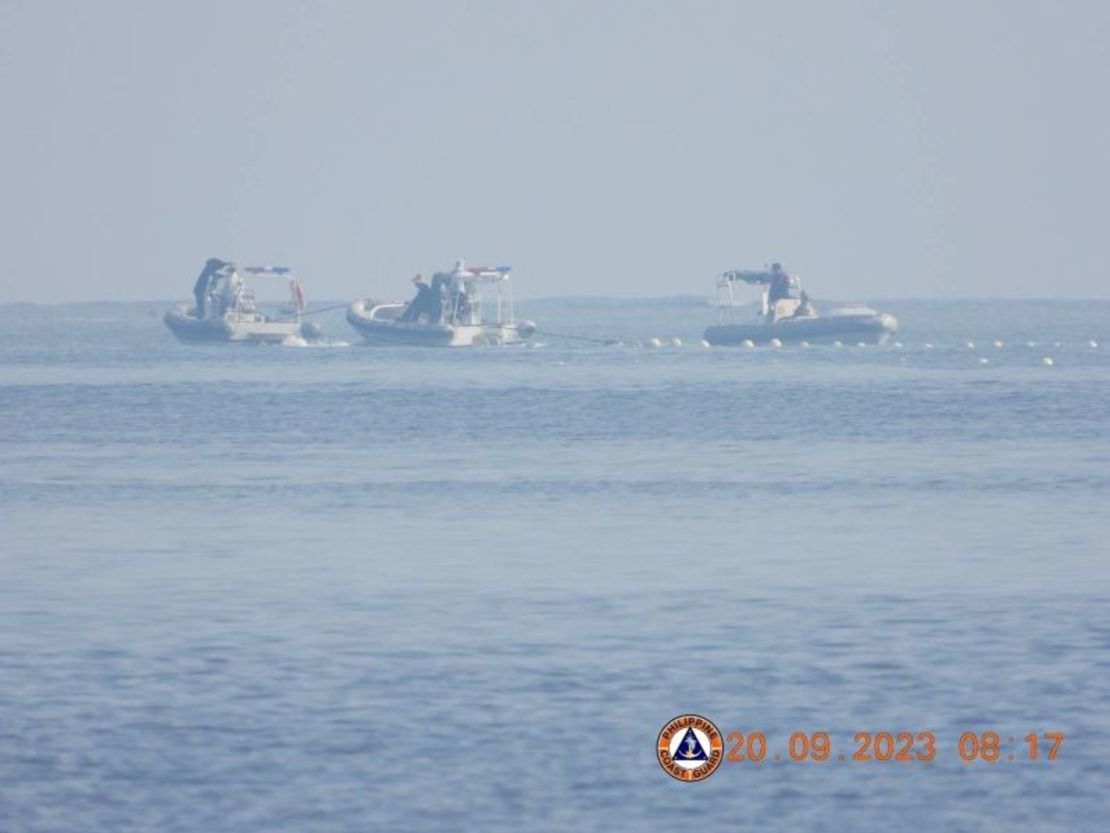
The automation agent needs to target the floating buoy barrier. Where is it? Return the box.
[892,341,903,348]
[769,338,783,348]
[965,341,976,350]
[1026,341,1036,347]
[993,340,1004,348]
[799,340,810,348]
[979,357,990,365]
[670,337,683,347]
[1089,340,1099,349]
[648,337,662,348]
[856,341,867,347]
[924,342,934,350]
[1053,341,1062,347]
[741,339,755,349]
[832,340,843,348]
[1042,357,1055,366]
[699,339,711,348]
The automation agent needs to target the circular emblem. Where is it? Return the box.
[657,714,723,781]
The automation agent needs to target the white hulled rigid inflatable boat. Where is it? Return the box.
[703,266,897,345]
[164,259,321,344]
[347,260,536,347]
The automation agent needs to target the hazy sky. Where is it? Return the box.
[2,0,1108,302]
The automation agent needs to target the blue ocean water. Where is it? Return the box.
[1,298,1108,832]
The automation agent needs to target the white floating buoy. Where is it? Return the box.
[832,340,843,348]
[893,341,903,348]
[965,341,976,350]
[993,340,1004,348]
[1053,341,1062,348]
[1026,341,1036,347]
[670,337,683,348]
[1042,356,1055,366]
[924,342,934,350]
[856,341,867,348]
[799,340,810,348]
[769,338,783,348]
[1089,340,1099,349]
[699,339,711,349]
[648,337,662,348]
[741,339,755,349]
[979,357,990,365]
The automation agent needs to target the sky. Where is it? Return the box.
[1,0,1108,302]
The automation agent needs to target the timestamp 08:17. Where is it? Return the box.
[723,731,1064,763]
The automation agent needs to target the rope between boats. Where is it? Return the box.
[531,329,611,344]
[273,302,352,322]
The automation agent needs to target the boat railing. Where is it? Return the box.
[715,271,777,323]
[451,273,515,327]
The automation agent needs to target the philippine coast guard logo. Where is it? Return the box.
[657,714,723,781]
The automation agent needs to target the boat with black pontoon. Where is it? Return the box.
[347,260,536,347]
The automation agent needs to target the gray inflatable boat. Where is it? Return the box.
[703,267,898,345]
[347,261,536,347]
[164,259,320,344]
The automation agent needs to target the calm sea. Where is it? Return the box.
[1,299,1108,831]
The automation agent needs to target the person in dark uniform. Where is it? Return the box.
[192,258,230,319]
[767,262,793,305]
[401,275,432,322]
[429,273,449,324]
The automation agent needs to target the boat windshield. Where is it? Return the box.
[448,263,515,326]
[200,264,304,321]
[715,267,802,323]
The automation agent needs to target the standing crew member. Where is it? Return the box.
[401,274,432,322]
[768,262,795,305]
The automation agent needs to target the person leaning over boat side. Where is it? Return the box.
[192,258,231,319]
[401,274,433,322]
[192,265,211,318]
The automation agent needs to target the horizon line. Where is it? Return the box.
[3,294,1110,306]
